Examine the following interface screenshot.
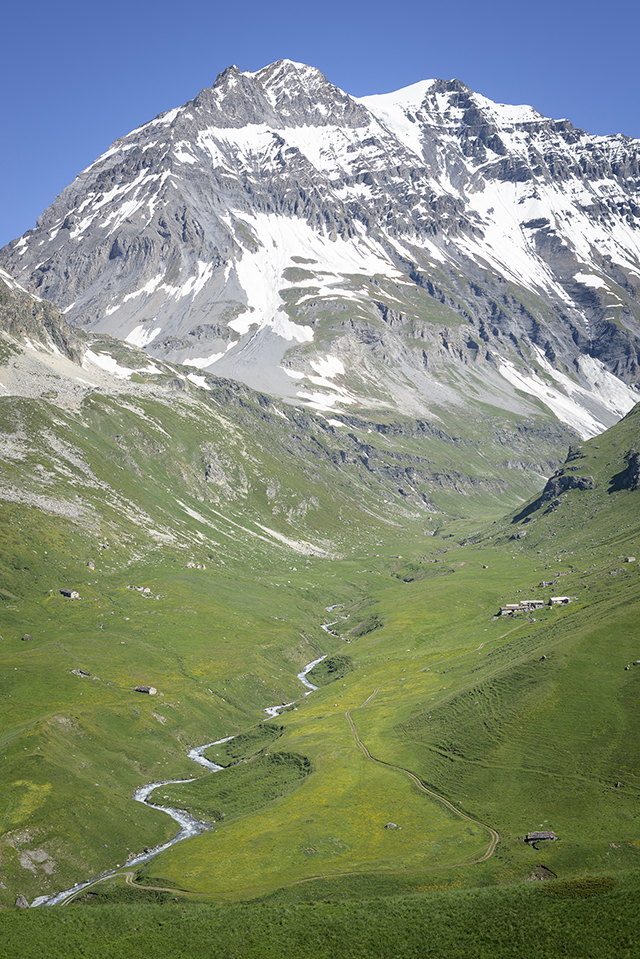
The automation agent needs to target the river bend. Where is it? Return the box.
[32,655,325,907]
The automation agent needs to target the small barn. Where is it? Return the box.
[499,604,521,616]
[525,830,557,843]
[499,599,544,616]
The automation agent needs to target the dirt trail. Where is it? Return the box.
[345,709,499,865]
[361,686,382,707]
[55,871,195,906]
[123,871,195,896]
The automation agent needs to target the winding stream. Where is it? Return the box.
[32,655,326,907]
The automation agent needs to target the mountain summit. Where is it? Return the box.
[2,60,640,434]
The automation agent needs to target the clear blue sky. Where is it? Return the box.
[1,0,638,248]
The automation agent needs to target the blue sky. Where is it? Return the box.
[1,0,638,248]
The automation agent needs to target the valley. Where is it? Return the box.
[2,389,640,894]
[1,58,640,955]
[2,474,640,955]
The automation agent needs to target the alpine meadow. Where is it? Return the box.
[1,60,640,958]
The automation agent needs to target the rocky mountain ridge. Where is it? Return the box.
[2,60,640,437]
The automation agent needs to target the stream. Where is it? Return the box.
[31,654,326,907]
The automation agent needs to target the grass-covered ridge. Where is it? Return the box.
[204,722,284,766]
[2,870,639,958]
[149,750,313,825]
[306,653,354,686]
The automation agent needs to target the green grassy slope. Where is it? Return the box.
[0,500,343,904]
[3,871,640,959]
[132,406,640,902]
[1,397,639,908]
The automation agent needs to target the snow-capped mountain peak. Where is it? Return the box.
[2,61,640,437]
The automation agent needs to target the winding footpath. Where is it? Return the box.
[345,709,499,865]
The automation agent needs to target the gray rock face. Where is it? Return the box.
[623,451,640,490]
[541,473,596,499]
[610,449,640,491]
[513,461,597,521]
[2,60,640,435]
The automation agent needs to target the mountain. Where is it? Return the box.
[2,60,640,439]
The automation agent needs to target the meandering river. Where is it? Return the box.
[31,654,326,907]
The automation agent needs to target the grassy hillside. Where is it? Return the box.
[1,401,639,908]
[1,280,640,955]
[2,871,639,958]
[128,406,640,906]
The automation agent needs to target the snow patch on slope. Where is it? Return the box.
[0,267,42,301]
[184,342,236,369]
[186,373,211,390]
[498,347,640,438]
[83,350,160,380]
[574,272,608,289]
[221,211,400,346]
[310,355,344,378]
[125,325,162,348]
[358,81,437,159]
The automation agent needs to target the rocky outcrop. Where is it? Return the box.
[610,449,640,491]
[0,270,83,362]
[540,473,596,500]
[513,466,596,522]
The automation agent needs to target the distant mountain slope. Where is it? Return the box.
[1,267,573,553]
[2,61,639,437]
[499,398,640,552]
